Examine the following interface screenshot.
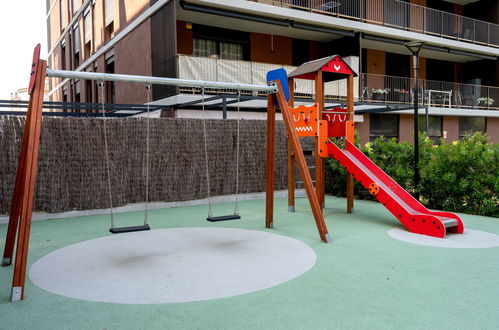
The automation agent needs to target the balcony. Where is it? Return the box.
[177,55,498,110]
[362,73,499,110]
[251,0,499,48]
[177,54,359,99]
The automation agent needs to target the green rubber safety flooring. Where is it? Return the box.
[1,196,498,330]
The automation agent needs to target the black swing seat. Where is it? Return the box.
[207,215,241,222]
[109,225,151,234]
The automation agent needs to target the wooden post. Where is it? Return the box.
[275,81,330,243]
[287,77,295,212]
[9,60,46,301]
[2,105,32,266]
[346,74,355,213]
[315,71,325,208]
[265,94,276,228]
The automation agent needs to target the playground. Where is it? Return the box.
[1,196,499,329]
[1,46,499,328]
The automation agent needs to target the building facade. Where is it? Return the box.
[46,0,499,143]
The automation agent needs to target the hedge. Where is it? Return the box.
[325,132,498,218]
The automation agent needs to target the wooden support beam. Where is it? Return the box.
[346,74,355,213]
[265,94,276,228]
[2,103,32,266]
[274,81,330,243]
[315,71,325,208]
[10,60,46,301]
[287,77,295,212]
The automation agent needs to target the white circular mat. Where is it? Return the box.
[388,228,499,248]
[29,227,316,304]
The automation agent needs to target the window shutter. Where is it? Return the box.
[73,24,80,53]
[105,0,114,27]
[84,7,91,42]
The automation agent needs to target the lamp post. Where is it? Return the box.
[404,41,424,200]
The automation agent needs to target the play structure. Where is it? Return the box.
[264,55,464,243]
[3,46,463,302]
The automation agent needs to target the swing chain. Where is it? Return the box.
[100,82,115,229]
[144,85,151,226]
[233,90,241,216]
[201,88,213,218]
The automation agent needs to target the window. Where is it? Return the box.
[104,0,114,41]
[72,0,79,14]
[104,0,114,27]
[418,115,442,142]
[192,24,249,60]
[104,22,114,42]
[219,42,243,60]
[84,7,91,43]
[292,39,309,66]
[385,52,410,78]
[62,87,68,112]
[193,39,243,60]
[61,40,66,69]
[426,59,453,82]
[193,39,217,57]
[105,52,115,103]
[73,24,80,68]
[60,0,67,31]
[369,114,399,141]
[74,80,81,105]
[84,7,92,59]
[85,79,92,105]
[459,117,486,138]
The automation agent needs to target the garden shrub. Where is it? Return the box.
[420,133,498,217]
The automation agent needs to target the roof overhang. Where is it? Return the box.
[362,34,497,62]
[288,55,358,82]
[181,0,499,63]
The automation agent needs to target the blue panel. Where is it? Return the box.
[266,68,290,102]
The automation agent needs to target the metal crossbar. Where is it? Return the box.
[46,69,277,93]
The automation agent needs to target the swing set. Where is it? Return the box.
[2,45,272,301]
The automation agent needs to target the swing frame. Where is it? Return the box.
[1,45,277,302]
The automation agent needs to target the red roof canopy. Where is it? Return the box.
[288,55,357,82]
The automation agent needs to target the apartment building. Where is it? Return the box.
[46,0,499,143]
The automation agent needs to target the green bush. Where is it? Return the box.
[325,132,498,218]
[420,133,498,217]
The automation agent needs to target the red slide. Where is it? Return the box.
[327,140,464,238]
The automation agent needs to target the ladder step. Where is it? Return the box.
[297,180,316,184]
[207,215,241,222]
[109,225,150,234]
[302,149,314,156]
[307,166,316,169]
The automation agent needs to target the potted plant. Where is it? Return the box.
[372,88,389,101]
[477,97,494,107]
[399,89,409,102]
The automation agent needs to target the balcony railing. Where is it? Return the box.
[251,0,499,48]
[177,55,359,98]
[362,73,499,110]
[178,55,498,110]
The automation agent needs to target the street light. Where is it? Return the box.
[404,41,424,200]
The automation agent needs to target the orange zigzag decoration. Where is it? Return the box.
[290,104,318,137]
